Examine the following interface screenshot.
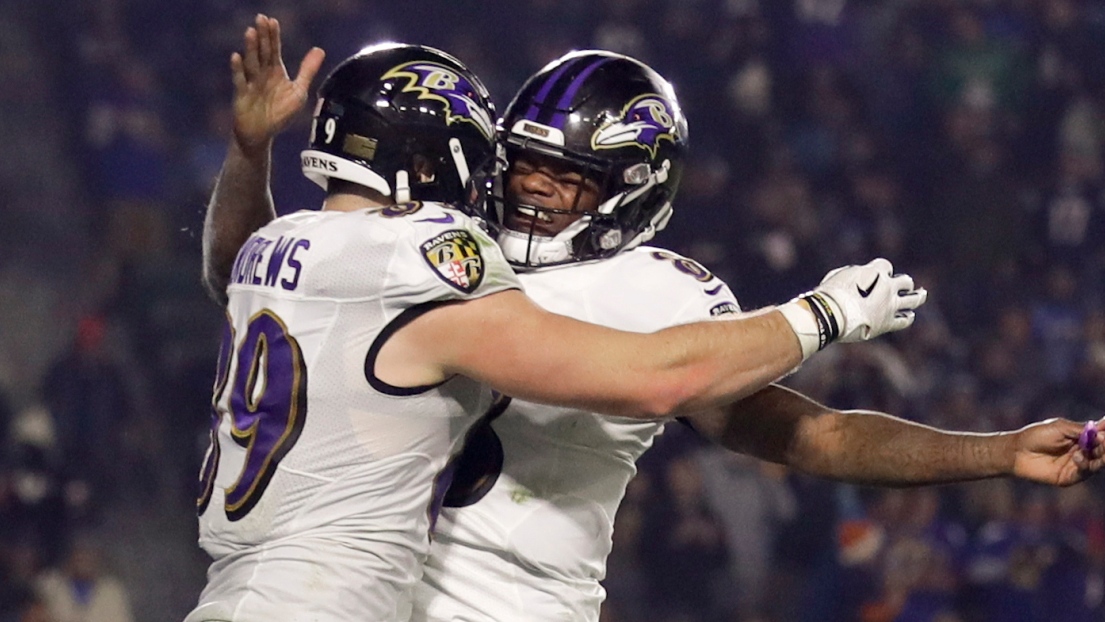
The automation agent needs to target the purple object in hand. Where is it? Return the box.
[1079,420,1098,455]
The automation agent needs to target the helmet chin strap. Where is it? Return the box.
[595,159,673,251]
[597,159,669,215]
[394,170,411,204]
[625,201,673,250]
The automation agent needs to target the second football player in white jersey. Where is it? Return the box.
[410,49,767,622]
[418,245,740,621]
[412,50,1105,622]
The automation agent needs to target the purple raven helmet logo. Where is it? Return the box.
[380,61,494,140]
[591,94,678,158]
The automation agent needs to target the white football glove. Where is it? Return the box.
[815,258,927,342]
[778,258,927,359]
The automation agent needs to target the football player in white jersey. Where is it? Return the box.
[403,50,1105,622]
[187,40,525,622]
[193,16,1097,622]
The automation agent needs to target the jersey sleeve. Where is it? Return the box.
[383,203,521,313]
[588,247,742,331]
[561,247,742,335]
[647,250,742,326]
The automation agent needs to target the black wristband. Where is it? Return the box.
[800,292,841,350]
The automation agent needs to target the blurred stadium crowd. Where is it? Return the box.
[1,0,1104,620]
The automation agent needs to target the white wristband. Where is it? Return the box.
[777,300,821,361]
[777,293,843,361]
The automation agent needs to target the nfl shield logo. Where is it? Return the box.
[420,229,485,293]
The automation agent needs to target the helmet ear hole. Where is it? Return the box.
[411,154,437,183]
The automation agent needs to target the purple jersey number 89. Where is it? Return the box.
[197,310,309,521]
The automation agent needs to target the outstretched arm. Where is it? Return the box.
[378,256,926,420]
[378,290,806,419]
[202,14,325,304]
[686,384,1105,487]
[377,254,926,420]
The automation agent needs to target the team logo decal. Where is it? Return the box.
[381,201,423,218]
[591,94,678,157]
[420,229,485,293]
[709,302,740,317]
[381,62,494,139]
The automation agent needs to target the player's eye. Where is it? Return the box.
[511,159,536,175]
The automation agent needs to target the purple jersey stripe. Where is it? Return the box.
[549,57,614,129]
[524,56,586,120]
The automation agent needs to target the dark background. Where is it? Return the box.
[2,1,1105,620]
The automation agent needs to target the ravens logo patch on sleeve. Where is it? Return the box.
[420,229,485,293]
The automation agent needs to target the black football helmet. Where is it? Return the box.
[301,43,496,205]
[473,50,688,268]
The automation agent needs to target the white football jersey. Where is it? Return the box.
[187,202,520,622]
[414,246,740,622]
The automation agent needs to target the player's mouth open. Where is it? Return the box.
[515,205,554,223]
[507,206,561,236]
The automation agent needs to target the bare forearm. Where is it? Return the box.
[499,308,805,418]
[792,410,1017,486]
[201,140,277,304]
[645,310,803,416]
[526,309,803,417]
[691,384,1017,486]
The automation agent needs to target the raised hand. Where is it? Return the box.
[230,14,325,153]
[812,258,927,343]
[1012,418,1105,487]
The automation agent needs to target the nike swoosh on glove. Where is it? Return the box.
[813,257,928,343]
